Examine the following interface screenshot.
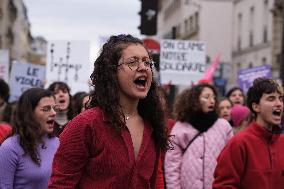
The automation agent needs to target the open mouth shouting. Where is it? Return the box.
[59,99,65,104]
[271,108,283,125]
[208,105,215,112]
[57,99,68,110]
[44,119,55,133]
[272,108,282,118]
[46,120,55,127]
[134,75,148,90]
[234,100,241,104]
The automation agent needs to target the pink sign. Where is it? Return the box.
[198,54,221,84]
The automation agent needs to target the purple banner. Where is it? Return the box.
[237,65,272,93]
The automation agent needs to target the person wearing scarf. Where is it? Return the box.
[165,83,233,189]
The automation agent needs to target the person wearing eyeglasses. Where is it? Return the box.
[0,88,59,189]
[48,34,169,189]
[164,83,233,189]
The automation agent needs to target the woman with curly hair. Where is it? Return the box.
[48,34,169,189]
[47,81,74,136]
[0,88,59,188]
[164,83,233,189]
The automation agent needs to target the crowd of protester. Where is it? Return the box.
[0,34,283,189]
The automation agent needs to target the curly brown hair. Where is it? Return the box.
[174,83,218,122]
[89,34,169,151]
[13,88,55,165]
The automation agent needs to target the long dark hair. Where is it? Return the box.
[13,88,55,165]
[0,79,9,102]
[89,34,169,151]
[72,91,89,115]
[47,81,74,119]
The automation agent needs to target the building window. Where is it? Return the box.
[172,26,177,39]
[237,13,242,51]
[263,26,268,43]
[237,62,241,69]
[249,7,254,47]
[277,54,281,64]
[164,0,182,19]
[189,16,193,32]
[8,1,17,22]
[249,31,253,47]
[237,38,241,51]
[184,12,199,36]
[249,62,253,68]
[0,8,3,20]
[264,0,268,9]
[163,30,173,39]
[263,0,269,43]
[184,19,188,33]
[176,23,181,37]
[262,57,267,65]
[7,28,14,45]
[195,12,199,30]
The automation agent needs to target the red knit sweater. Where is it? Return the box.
[48,107,159,189]
[213,121,284,189]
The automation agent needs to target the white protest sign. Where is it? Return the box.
[0,50,9,82]
[160,39,206,85]
[9,61,46,102]
[46,41,91,94]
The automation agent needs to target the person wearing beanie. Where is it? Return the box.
[230,104,251,134]
[213,78,284,189]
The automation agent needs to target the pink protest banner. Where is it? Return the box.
[198,54,221,84]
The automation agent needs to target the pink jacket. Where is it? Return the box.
[165,118,233,189]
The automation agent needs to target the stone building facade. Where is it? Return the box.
[0,0,31,63]
[231,0,279,84]
[155,0,283,87]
